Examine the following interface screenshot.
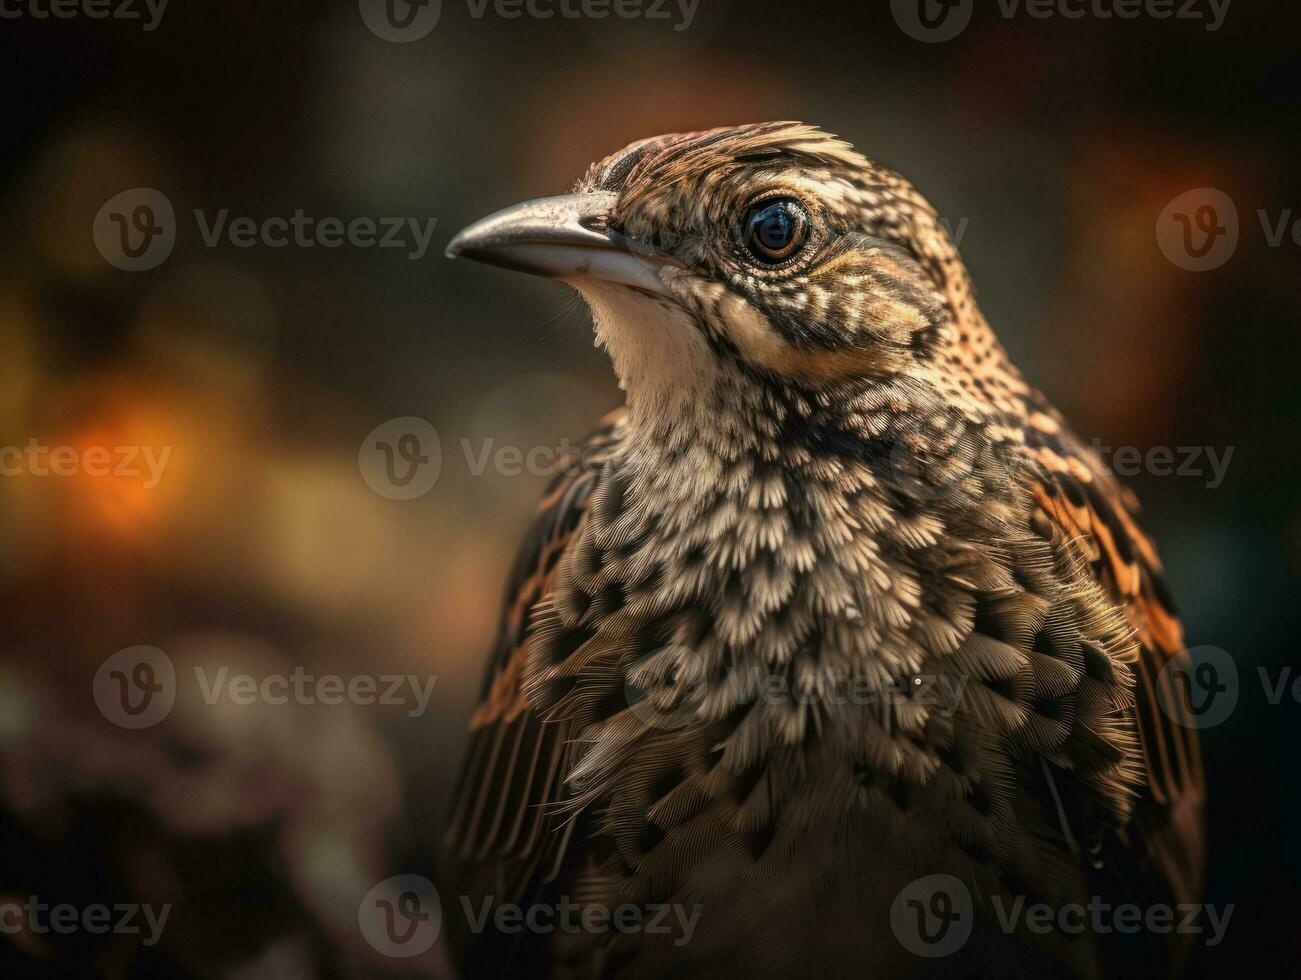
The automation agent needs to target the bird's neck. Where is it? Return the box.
[573,279,723,427]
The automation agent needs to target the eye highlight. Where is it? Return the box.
[740,198,810,265]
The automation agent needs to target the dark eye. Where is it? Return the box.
[742,198,810,264]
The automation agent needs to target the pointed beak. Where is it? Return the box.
[445,191,680,297]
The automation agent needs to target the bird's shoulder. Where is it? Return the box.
[1015,409,1205,912]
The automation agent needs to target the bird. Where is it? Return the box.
[441,122,1204,979]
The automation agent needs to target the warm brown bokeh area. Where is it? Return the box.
[1,2,1297,976]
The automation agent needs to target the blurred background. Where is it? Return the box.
[0,1,1297,976]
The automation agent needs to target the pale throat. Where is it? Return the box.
[569,277,783,493]
[569,278,724,430]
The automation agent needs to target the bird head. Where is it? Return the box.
[448,122,1019,421]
